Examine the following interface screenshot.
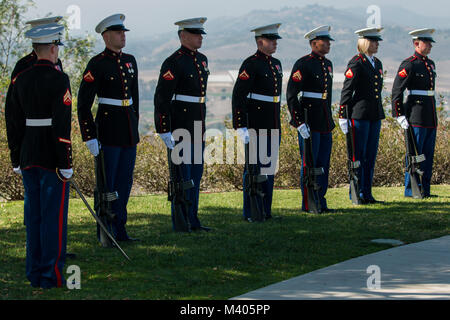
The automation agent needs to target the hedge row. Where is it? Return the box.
[0,105,448,201]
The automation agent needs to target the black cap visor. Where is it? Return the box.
[312,35,334,41]
[417,37,435,43]
[103,24,130,34]
[52,39,64,46]
[183,28,206,35]
[259,33,282,40]
[364,36,383,41]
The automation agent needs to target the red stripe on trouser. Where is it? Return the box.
[304,184,309,211]
[302,150,309,211]
[54,181,66,288]
[351,119,356,162]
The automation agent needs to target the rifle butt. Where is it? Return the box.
[410,173,424,199]
[350,180,363,205]
[172,204,190,232]
[306,186,321,213]
[249,196,265,222]
[99,223,113,248]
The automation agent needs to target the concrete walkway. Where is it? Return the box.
[232,235,450,300]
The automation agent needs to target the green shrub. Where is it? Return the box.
[1,103,448,201]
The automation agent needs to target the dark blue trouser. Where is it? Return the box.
[242,134,280,219]
[22,167,70,289]
[170,142,204,229]
[350,120,381,200]
[405,126,436,197]
[102,145,136,240]
[298,131,332,211]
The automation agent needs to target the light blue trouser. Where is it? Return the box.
[350,120,381,200]
[22,167,69,289]
[404,126,436,197]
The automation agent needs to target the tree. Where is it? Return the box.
[0,1,96,200]
[0,0,33,95]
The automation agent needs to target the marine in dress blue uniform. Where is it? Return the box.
[231,23,283,221]
[338,27,385,204]
[4,16,78,260]
[286,26,335,213]
[5,24,73,289]
[154,18,211,232]
[77,14,140,241]
[391,29,437,198]
[5,17,64,161]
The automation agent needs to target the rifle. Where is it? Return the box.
[243,142,267,222]
[167,148,193,232]
[93,147,118,247]
[404,127,425,199]
[345,107,362,205]
[302,108,324,213]
[71,179,131,261]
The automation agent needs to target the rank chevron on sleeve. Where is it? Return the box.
[239,70,250,80]
[163,70,175,80]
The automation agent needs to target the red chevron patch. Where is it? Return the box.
[292,70,302,82]
[63,89,72,106]
[163,70,175,80]
[345,68,354,79]
[83,71,95,82]
[398,68,408,78]
[239,70,250,80]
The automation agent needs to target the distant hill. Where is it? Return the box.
[124,4,449,135]
[126,4,450,86]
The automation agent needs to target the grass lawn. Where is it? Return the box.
[0,185,449,300]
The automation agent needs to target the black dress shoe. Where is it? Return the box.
[320,208,337,213]
[192,226,212,232]
[66,252,77,259]
[265,215,282,220]
[117,237,141,242]
[367,198,384,204]
[244,217,253,223]
[357,198,368,204]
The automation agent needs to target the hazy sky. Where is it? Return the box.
[28,0,450,36]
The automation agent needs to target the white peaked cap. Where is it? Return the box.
[174,17,207,34]
[355,27,384,41]
[26,16,63,28]
[409,28,436,42]
[304,25,334,41]
[251,23,282,39]
[25,23,65,45]
[95,14,129,34]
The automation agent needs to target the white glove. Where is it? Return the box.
[339,118,352,135]
[59,168,73,179]
[297,123,311,139]
[397,116,409,130]
[13,167,22,175]
[159,132,175,149]
[85,139,100,157]
[237,127,250,144]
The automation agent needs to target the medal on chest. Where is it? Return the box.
[275,64,282,75]
[202,61,210,75]
[125,62,135,74]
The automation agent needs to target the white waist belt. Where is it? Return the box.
[98,97,133,106]
[408,90,435,97]
[172,94,206,103]
[301,91,328,99]
[247,93,280,103]
[26,118,52,127]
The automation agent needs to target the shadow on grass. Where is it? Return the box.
[1,197,449,300]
